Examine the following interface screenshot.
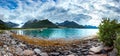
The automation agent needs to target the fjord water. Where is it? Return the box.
[16,28,98,39]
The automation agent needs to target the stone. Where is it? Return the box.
[89,52,94,55]
[103,46,113,52]
[90,45,103,53]
[50,52,60,55]
[81,49,88,52]
[3,45,7,48]
[40,52,48,56]
[34,48,41,55]
[67,54,76,56]
[108,48,117,56]
[23,50,34,56]
[11,40,16,45]
[15,47,23,55]
[19,42,26,47]
[87,54,107,56]
[7,52,13,56]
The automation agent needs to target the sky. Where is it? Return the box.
[0,0,120,26]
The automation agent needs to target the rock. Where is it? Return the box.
[81,49,88,52]
[34,48,41,55]
[23,50,34,56]
[3,45,7,48]
[19,42,26,47]
[7,52,13,56]
[40,52,48,56]
[33,55,37,56]
[15,47,23,55]
[108,48,117,56]
[90,45,103,53]
[11,40,16,45]
[89,52,94,55]
[0,41,3,46]
[67,54,76,56]
[87,54,107,56]
[50,52,60,55]
[103,46,113,52]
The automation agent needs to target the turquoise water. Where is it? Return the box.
[16,28,98,39]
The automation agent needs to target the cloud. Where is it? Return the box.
[0,0,119,26]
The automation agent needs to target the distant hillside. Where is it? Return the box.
[57,21,84,28]
[0,20,8,29]
[5,22,19,28]
[22,19,58,28]
[83,25,98,28]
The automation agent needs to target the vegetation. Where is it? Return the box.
[115,35,120,56]
[0,20,9,30]
[22,19,58,28]
[98,18,118,47]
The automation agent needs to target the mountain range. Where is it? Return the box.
[0,19,98,29]
[22,19,58,28]
[23,19,97,28]
[0,20,19,29]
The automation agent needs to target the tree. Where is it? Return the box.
[98,18,118,46]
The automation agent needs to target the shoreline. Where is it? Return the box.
[0,31,114,56]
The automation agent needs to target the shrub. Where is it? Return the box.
[98,18,118,47]
[115,36,120,56]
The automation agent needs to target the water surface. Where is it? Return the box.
[15,28,98,39]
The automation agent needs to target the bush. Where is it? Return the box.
[98,18,118,47]
[115,36,120,56]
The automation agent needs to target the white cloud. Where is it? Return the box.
[0,0,119,26]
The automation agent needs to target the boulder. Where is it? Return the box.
[23,50,34,56]
[90,45,103,53]
[34,48,41,55]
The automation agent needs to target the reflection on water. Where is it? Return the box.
[15,28,98,39]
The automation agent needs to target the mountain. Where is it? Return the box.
[22,19,58,28]
[5,22,19,28]
[57,21,84,28]
[83,25,98,28]
[0,20,8,29]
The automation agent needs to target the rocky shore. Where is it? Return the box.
[0,31,117,56]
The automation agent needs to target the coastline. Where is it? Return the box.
[0,31,114,56]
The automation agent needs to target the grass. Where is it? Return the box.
[11,33,98,47]
[12,34,71,47]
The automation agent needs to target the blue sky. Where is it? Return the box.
[0,0,120,26]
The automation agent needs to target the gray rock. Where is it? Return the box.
[50,52,60,55]
[15,47,23,55]
[11,40,16,45]
[67,53,77,56]
[108,48,117,56]
[90,45,103,53]
[40,52,48,56]
[34,48,41,55]
[81,49,88,52]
